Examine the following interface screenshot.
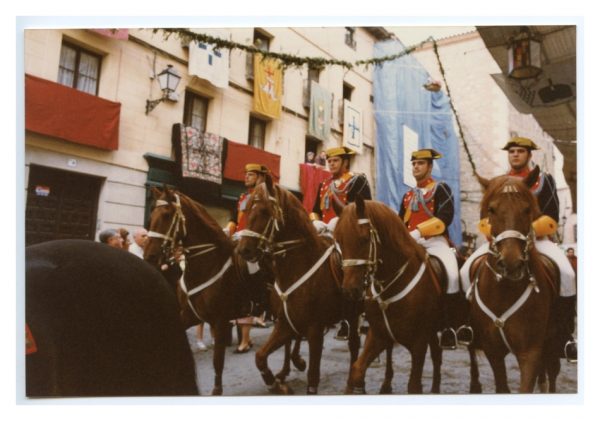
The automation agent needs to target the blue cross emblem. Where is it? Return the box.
[198,43,222,66]
[348,115,360,139]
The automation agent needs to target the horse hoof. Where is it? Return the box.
[306,386,318,395]
[269,380,293,395]
[379,385,392,394]
[469,383,482,394]
[211,386,223,396]
[430,386,440,394]
[293,358,307,372]
[275,371,289,382]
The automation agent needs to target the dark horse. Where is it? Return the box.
[26,240,198,396]
[144,188,304,395]
[236,179,362,394]
[335,197,482,394]
[468,168,560,392]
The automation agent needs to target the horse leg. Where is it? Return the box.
[347,312,361,365]
[429,332,442,394]
[467,344,482,393]
[346,330,387,394]
[255,324,294,395]
[379,345,395,394]
[291,337,306,371]
[275,340,292,382]
[484,349,510,393]
[209,320,230,395]
[516,349,543,393]
[546,356,561,393]
[406,337,429,394]
[305,325,325,395]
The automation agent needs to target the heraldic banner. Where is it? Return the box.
[343,99,363,154]
[308,80,332,141]
[253,54,282,119]
[188,41,229,89]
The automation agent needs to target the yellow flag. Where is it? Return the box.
[253,54,282,119]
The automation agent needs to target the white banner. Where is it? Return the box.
[188,41,229,89]
[403,124,419,188]
[342,99,362,154]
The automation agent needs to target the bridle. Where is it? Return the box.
[237,185,305,258]
[341,217,427,343]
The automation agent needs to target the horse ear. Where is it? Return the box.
[355,195,366,219]
[475,171,490,191]
[151,186,162,200]
[523,165,541,189]
[265,173,275,196]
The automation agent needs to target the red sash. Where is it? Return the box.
[319,172,353,223]
[403,179,437,231]
[236,190,253,232]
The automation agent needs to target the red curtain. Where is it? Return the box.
[25,74,120,151]
[299,163,331,212]
[223,140,281,182]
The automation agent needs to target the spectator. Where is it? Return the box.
[99,229,123,249]
[118,228,131,251]
[566,247,577,275]
[129,227,148,259]
[305,151,316,164]
[316,151,327,166]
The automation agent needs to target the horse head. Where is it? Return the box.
[335,195,378,301]
[236,178,284,263]
[145,187,230,269]
[480,168,541,282]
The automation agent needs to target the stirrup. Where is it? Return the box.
[439,327,457,350]
[456,325,474,346]
[565,339,577,363]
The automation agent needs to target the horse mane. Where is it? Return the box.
[271,184,323,247]
[479,175,541,220]
[344,200,426,262]
[172,191,234,253]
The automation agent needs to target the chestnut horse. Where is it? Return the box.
[144,187,305,395]
[335,196,482,394]
[468,169,560,393]
[236,179,362,394]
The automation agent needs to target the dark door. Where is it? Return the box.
[26,165,103,246]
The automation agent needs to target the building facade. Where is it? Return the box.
[24,27,391,245]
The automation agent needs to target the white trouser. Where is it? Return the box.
[460,239,576,297]
[416,235,460,294]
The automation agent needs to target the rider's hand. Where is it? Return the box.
[222,227,230,237]
[409,229,422,241]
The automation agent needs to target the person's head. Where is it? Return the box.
[244,163,269,188]
[306,151,315,163]
[502,137,539,172]
[118,228,131,250]
[133,227,148,248]
[99,229,123,249]
[325,146,355,177]
[410,149,442,183]
[566,247,575,258]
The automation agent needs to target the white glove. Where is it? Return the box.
[246,260,260,274]
[326,217,339,233]
[222,227,231,237]
[312,220,327,234]
[410,229,422,241]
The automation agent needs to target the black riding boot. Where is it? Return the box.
[557,296,577,362]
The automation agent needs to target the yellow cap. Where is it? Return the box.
[325,146,356,158]
[244,163,269,174]
[411,148,442,161]
[501,137,539,151]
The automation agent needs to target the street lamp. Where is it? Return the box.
[507,26,542,80]
[145,64,182,115]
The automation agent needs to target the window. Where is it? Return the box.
[345,27,357,49]
[343,82,354,101]
[58,42,101,95]
[183,92,209,132]
[303,65,322,108]
[249,116,266,150]
[246,29,271,79]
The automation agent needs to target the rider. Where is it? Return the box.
[225,163,271,353]
[459,136,577,361]
[398,148,467,350]
[310,146,372,340]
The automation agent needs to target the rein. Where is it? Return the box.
[342,218,426,343]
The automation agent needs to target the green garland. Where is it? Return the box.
[153,28,433,71]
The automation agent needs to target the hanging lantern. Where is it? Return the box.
[507,27,542,80]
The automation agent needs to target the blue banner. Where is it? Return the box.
[373,39,462,247]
